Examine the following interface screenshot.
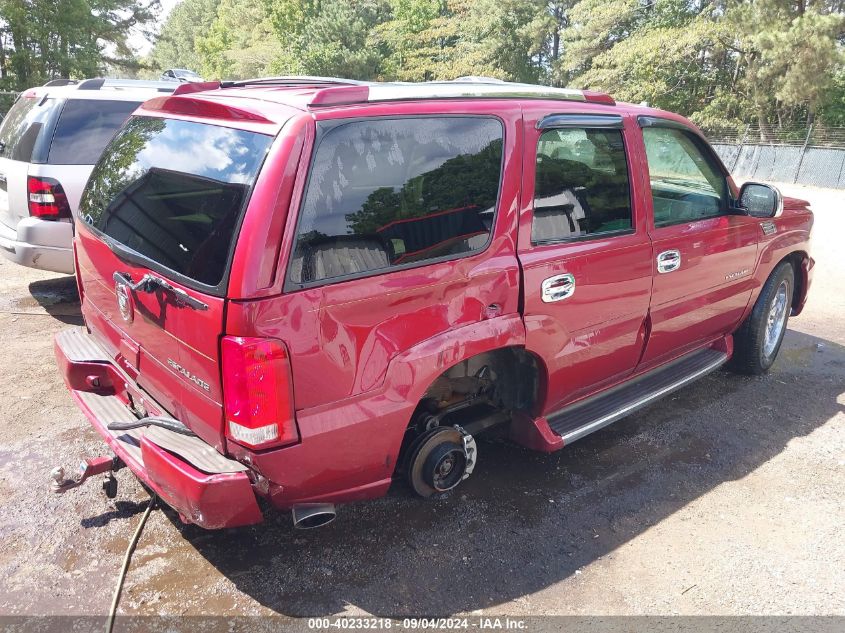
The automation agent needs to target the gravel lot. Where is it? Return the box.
[0,184,842,623]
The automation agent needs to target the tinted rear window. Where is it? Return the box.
[0,95,58,162]
[49,99,140,165]
[533,127,632,243]
[290,117,503,286]
[79,116,272,288]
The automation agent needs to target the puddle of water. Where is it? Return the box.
[0,276,81,316]
[779,344,815,366]
[0,292,81,316]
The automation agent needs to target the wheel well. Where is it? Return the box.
[422,346,541,412]
[784,251,808,312]
[395,347,542,474]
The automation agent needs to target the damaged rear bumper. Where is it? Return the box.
[54,328,263,529]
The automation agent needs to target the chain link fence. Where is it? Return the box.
[708,125,845,189]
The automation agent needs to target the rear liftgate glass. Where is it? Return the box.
[79,116,298,450]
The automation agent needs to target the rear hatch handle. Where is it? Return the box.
[113,272,209,311]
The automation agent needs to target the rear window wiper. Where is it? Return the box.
[113,272,209,311]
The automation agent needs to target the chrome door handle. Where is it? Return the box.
[541,273,575,302]
[656,249,681,274]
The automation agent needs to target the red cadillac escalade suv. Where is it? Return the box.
[53,78,813,529]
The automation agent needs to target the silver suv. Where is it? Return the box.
[0,78,175,274]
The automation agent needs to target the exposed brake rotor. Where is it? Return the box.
[405,425,477,498]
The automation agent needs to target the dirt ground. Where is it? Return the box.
[0,183,842,623]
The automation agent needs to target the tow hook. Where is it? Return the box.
[51,456,124,494]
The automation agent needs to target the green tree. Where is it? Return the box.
[145,0,845,132]
[266,0,389,78]
[150,0,220,73]
[817,66,845,126]
[0,0,158,89]
[370,0,442,80]
[195,0,277,78]
[727,0,845,134]
[558,0,845,132]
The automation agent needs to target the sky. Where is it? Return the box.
[128,0,182,56]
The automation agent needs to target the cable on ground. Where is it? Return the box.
[105,494,157,633]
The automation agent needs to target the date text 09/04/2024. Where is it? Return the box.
[307,618,528,630]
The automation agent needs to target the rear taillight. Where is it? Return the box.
[221,336,298,450]
[28,176,71,219]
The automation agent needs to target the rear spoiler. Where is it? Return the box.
[140,94,273,125]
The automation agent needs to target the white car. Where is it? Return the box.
[0,78,175,274]
[160,69,203,83]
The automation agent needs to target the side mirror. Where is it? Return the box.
[739,182,783,218]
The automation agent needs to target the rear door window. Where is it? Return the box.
[289,116,504,286]
[532,127,632,243]
[0,94,59,163]
[48,99,141,165]
[79,116,273,290]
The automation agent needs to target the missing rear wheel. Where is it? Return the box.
[405,427,475,497]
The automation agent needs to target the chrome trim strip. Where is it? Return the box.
[560,353,728,445]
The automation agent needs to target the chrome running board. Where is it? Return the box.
[548,347,728,444]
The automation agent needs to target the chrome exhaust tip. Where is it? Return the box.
[291,503,336,529]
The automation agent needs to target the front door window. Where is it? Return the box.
[642,127,728,226]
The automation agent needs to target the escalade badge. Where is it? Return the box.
[167,359,211,392]
[115,283,134,323]
[725,268,750,281]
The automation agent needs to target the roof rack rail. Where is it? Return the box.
[76,78,176,93]
[307,80,616,108]
[223,75,368,88]
[451,76,507,84]
[43,79,78,87]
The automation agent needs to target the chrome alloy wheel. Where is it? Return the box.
[763,280,789,359]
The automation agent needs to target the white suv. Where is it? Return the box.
[0,78,175,274]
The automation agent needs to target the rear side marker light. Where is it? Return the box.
[28,176,71,219]
[221,336,298,450]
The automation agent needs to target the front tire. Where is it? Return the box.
[730,262,794,375]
